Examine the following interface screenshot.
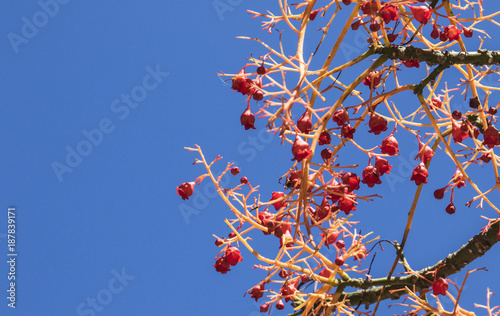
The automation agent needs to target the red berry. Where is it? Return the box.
[336,240,345,249]
[432,278,449,295]
[434,187,445,200]
[361,165,382,187]
[341,124,355,139]
[297,110,312,134]
[319,131,331,145]
[380,133,399,156]
[410,6,432,25]
[368,113,388,135]
[176,182,195,200]
[240,177,249,184]
[260,302,270,312]
[249,284,265,302]
[240,106,256,130]
[321,148,333,162]
[230,167,240,175]
[214,256,231,274]
[228,231,236,239]
[375,156,392,175]
[332,109,349,126]
[257,64,266,75]
[335,256,345,266]
[270,191,287,210]
[225,246,243,266]
[452,110,462,120]
[342,172,360,191]
[291,135,312,162]
[276,299,285,310]
[482,126,500,149]
[410,162,429,185]
[215,238,224,247]
[446,202,456,214]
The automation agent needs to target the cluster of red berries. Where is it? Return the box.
[213,245,243,274]
[232,65,268,130]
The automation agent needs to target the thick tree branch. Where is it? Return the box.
[343,220,499,308]
[293,221,499,313]
[371,45,500,67]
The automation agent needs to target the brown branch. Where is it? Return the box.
[292,221,499,313]
[371,45,500,67]
[343,220,499,308]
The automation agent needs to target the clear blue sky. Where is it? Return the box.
[0,1,499,315]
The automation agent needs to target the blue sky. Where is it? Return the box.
[1,1,500,315]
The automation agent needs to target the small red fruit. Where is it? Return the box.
[225,246,243,266]
[176,182,195,200]
[321,148,333,162]
[270,191,287,210]
[341,124,355,139]
[342,172,360,191]
[240,106,256,130]
[335,256,345,266]
[319,131,331,145]
[361,165,382,187]
[249,284,265,302]
[336,240,345,249]
[291,135,313,162]
[417,139,435,164]
[260,302,270,312]
[410,162,428,185]
[432,278,449,295]
[214,256,231,274]
[380,133,399,156]
[375,156,392,175]
[446,202,456,214]
[410,6,432,25]
[230,167,240,175]
[434,187,445,200]
[297,110,312,134]
[368,113,388,135]
[482,126,500,149]
[332,109,349,126]
[276,299,285,310]
[240,177,249,184]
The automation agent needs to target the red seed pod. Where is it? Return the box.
[431,26,439,39]
[369,22,380,32]
[321,148,333,162]
[410,6,432,24]
[482,126,500,149]
[215,238,224,247]
[279,269,288,279]
[341,124,355,139]
[291,135,313,162]
[260,303,270,312]
[228,231,236,239]
[300,274,310,282]
[361,165,382,187]
[309,8,322,20]
[353,245,368,260]
[318,268,332,279]
[213,256,231,274]
[240,177,249,184]
[402,59,420,68]
[319,131,331,145]
[387,34,397,42]
[351,20,361,31]
[452,169,466,188]
[225,246,243,266]
[410,162,428,185]
[368,113,388,135]
[276,299,285,310]
[231,67,247,91]
[463,27,473,38]
[335,256,345,266]
[338,189,356,215]
[444,25,462,42]
[434,187,446,200]
[240,107,256,130]
[452,110,462,120]
[439,31,448,41]
[380,4,399,24]
[336,239,345,249]
[320,229,340,246]
[342,0,351,5]
[431,97,442,108]
[256,64,266,75]
[270,191,287,210]
[342,172,360,191]
[433,278,449,295]
[446,202,456,214]
[360,2,378,15]
[451,120,468,143]
[297,110,312,134]
[279,281,298,302]
[489,108,498,115]
[230,167,240,175]
[176,182,195,200]
[380,133,399,156]
[316,196,331,221]
[332,109,349,126]
[417,138,435,164]
[249,284,265,302]
[480,152,492,163]
[252,90,264,101]
[375,156,392,175]
[363,72,381,88]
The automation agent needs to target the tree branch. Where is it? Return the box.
[293,221,499,313]
[371,45,500,67]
